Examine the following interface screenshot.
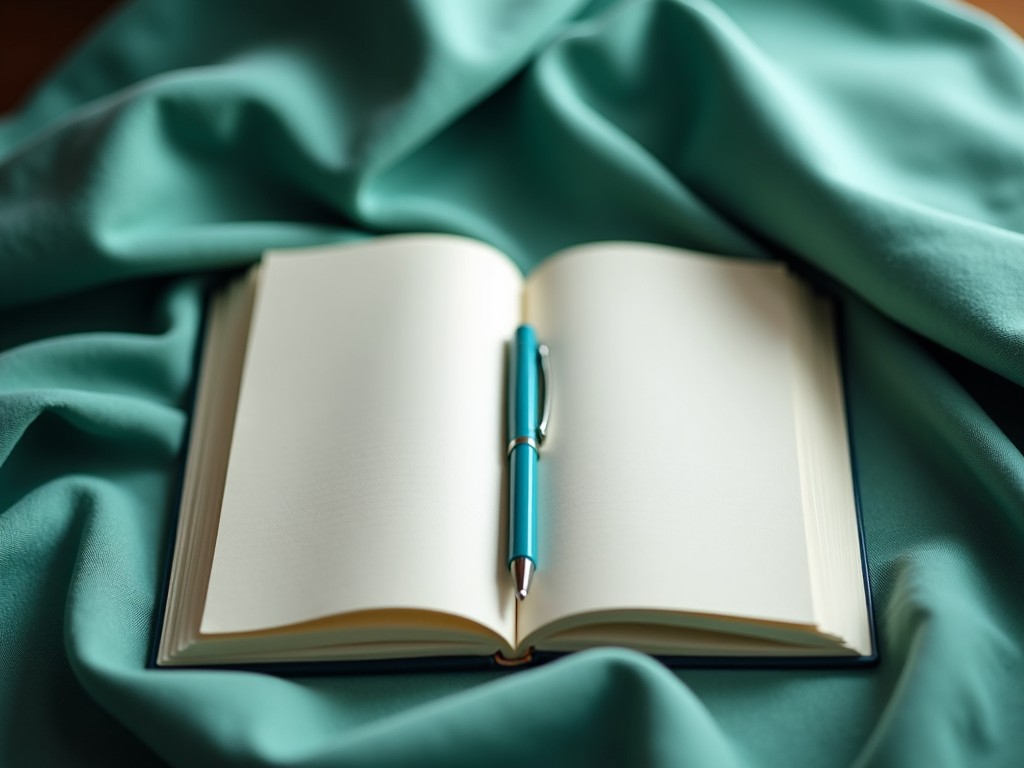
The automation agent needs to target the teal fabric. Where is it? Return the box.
[2,0,1023,764]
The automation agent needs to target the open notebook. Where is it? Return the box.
[155,234,874,670]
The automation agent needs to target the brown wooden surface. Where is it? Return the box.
[969,0,1024,36]
[0,0,122,114]
[0,1,1021,115]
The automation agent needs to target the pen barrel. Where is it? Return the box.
[509,326,539,439]
[508,443,538,564]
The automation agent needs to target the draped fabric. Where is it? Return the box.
[2,0,1023,764]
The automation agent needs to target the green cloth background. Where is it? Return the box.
[2,0,1023,764]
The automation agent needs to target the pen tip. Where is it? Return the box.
[511,557,534,600]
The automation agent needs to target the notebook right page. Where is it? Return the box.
[519,242,817,644]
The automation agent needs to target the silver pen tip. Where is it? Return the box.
[511,557,534,601]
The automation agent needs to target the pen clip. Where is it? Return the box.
[537,343,551,445]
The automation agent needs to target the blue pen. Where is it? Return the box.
[507,325,550,600]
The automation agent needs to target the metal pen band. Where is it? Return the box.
[507,436,540,456]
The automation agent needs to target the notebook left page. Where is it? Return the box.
[200,235,522,646]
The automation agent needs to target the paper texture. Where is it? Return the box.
[520,242,815,643]
[201,236,522,643]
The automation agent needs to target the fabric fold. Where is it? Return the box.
[1,0,1023,765]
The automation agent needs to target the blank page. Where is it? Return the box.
[201,235,521,644]
[520,242,815,643]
